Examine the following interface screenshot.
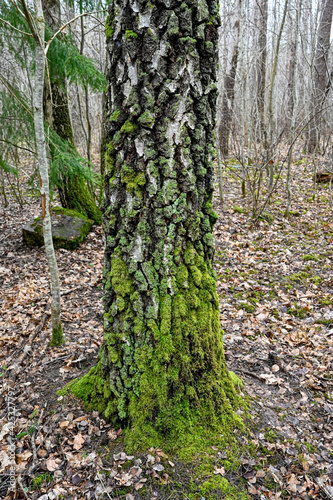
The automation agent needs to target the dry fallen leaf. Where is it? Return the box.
[73,432,85,450]
[46,458,59,471]
[214,466,225,476]
[16,450,32,463]
[107,428,117,440]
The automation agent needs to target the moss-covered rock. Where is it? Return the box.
[22,206,93,251]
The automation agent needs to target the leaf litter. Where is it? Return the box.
[0,156,333,498]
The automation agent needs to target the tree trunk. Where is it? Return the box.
[218,0,241,157]
[308,0,333,153]
[71,0,242,450]
[286,2,300,131]
[266,0,289,193]
[33,0,63,347]
[42,0,101,224]
[257,0,268,142]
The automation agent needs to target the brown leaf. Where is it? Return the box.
[214,466,225,476]
[73,432,85,450]
[107,429,117,440]
[46,458,59,471]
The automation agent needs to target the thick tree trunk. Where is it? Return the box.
[42,0,101,223]
[72,0,242,449]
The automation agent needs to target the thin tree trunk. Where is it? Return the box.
[266,0,289,193]
[216,138,224,204]
[33,0,63,346]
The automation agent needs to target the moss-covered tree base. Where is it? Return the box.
[59,0,250,463]
[58,177,101,225]
[50,323,63,347]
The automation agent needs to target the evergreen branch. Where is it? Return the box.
[0,75,32,115]
[0,16,33,36]
[0,139,36,155]
[45,10,106,55]
[9,0,27,23]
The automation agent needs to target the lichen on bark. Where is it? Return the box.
[69,0,244,452]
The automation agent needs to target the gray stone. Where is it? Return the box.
[22,207,93,251]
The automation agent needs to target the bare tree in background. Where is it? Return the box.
[308,0,333,153]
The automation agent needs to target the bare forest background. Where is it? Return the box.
[1,0,333,215]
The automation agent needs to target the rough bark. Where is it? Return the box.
[218,0,241,157]
[33,0,63,346]
[286,6,299,131]
[308,0,333,152]
[70,0,242,451]
[42,0,101,224]
[257,0,268,141]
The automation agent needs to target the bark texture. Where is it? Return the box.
[218,1,241,157]
[257,0,268,140]
[72,0,241,450]
[308,0,333,152]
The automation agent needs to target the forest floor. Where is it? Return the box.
[0,153,333,500]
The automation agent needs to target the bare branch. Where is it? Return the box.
[45,10,106,55]
[0,16,33,36]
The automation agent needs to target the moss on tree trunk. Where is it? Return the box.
[69,0,244,452]
[42,0,101,224]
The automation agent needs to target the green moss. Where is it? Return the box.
[319,298,331,306]
[228,371,243,390]
[302,254,319,261]
[50,323,63,347]
[204,40,214,54]
[32,473,53,490]
[284,271,309,285]
[66,243,245,456]
[241,303,255,314]
[233,206,247,214]
[310,275,322,285]
[121,164,146,195]
[125,30,139,39]
[110,109,121,122]
[287,305,308,319]
[259,211,274,223]
[264,428,277,443]
[57,175,101,224]
[120,120,138,135]
[52,206,87,220]
[105,15,114,39]
[199,476,229,496]
[138,111,155,128]
[24,208,93,250]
